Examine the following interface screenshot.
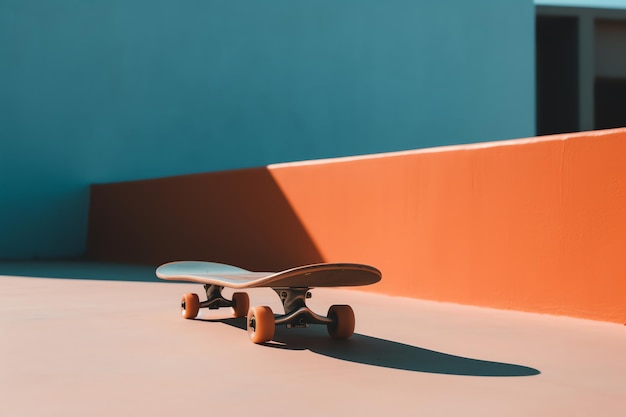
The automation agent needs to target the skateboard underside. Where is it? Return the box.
[181,283,355,344]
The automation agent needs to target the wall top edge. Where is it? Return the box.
[268,128,626,170]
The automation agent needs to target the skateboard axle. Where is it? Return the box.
[275,306,333,327]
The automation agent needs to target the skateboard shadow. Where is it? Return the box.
[220,318,540,377]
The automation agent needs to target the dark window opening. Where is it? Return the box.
[595,77,626,129]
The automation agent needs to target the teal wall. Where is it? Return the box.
[0,0,535,259]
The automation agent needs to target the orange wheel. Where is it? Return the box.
[327,305,355,339]
[231,292,250,318]
[247,306,275,344]
[181,293,200,319]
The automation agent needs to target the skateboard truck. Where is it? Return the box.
[273,288,332,328]
[246,287,356,344]
[179,284,250,320]
[200,284,233,310]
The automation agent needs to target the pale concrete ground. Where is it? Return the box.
[0,262,624,417]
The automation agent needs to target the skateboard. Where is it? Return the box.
[156,261,382,344]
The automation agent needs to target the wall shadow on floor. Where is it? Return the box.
[221,318,540,377]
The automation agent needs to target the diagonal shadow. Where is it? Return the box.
[213,318,540,377]
[86,167,325,270]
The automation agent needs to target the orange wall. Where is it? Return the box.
[87,129,626,323]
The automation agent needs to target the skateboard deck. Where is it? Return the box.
[156,261,382,344]
[156,261,381,288]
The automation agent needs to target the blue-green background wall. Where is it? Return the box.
[0,0,535,259]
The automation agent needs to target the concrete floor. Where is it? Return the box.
[1,262,624,416]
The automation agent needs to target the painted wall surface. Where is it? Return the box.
[0,0,535,259]
[87,129,626,324]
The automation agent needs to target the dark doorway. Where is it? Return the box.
[536,16,580,135]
